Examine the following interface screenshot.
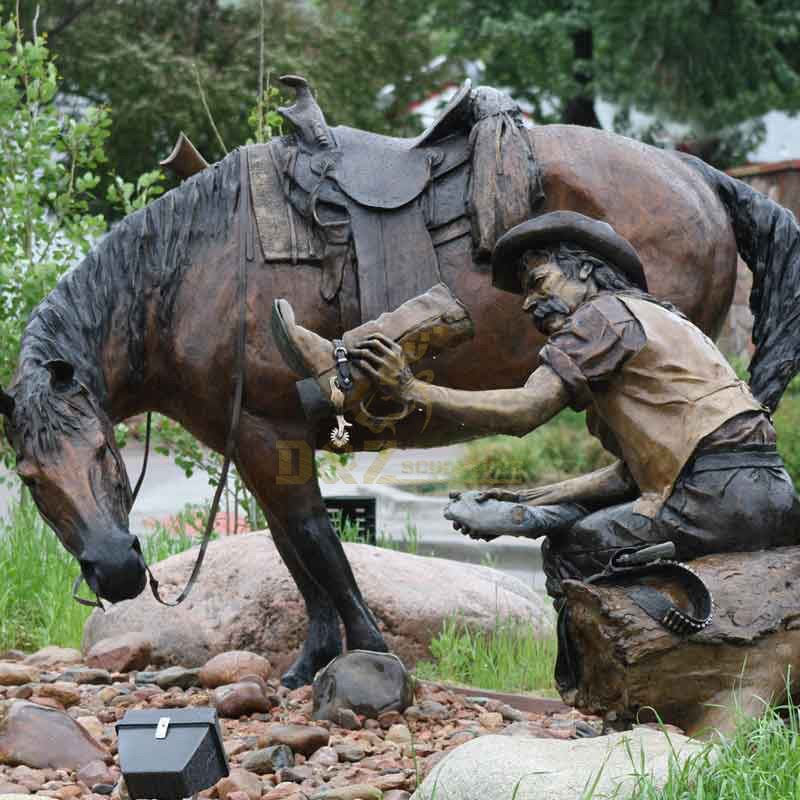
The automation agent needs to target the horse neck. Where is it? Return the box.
[18,151,242,423]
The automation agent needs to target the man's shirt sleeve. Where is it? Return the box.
[537,295,646,411]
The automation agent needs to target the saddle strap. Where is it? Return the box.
[588,547,714,636]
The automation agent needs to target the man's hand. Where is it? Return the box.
[351,334,414,400]
[444,491,501,541]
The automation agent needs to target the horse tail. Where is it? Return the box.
[678,152,800,412]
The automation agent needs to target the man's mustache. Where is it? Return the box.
[528,295,571,324]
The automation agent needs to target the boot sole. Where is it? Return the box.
[271,299,314,379]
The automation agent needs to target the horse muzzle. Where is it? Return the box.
[80,533,147,603]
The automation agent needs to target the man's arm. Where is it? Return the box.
[352,335,569,438]
[517,460,638,507]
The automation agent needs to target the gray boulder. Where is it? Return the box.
[313,651,413,721]
[412,728,707,800]
[83,534,552,675]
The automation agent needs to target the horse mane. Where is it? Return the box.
[12,148,242,453]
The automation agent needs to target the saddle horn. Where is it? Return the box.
[278,75,333,149]
[160,132,210,180]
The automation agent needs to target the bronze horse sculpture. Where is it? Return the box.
[2,80,798,687]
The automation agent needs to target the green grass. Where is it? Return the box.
[414,614,557,695]
[595,692,800,800]
[0,494,207,651]
[452,408,612,488]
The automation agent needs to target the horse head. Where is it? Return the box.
[2,359,147,603]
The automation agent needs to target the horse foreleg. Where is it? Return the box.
[236,412,388,687]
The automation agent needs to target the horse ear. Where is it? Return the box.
[0,389,13,418]
[44,359,76,390]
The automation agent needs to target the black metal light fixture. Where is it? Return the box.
[117,709,229,800]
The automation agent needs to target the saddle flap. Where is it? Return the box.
[324,127,436,209]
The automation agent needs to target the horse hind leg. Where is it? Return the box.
[235,413,387,686]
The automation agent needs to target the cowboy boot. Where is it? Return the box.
[271,283,474,422]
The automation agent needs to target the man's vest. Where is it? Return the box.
[588,295,764,518]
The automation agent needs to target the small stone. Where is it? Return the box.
[275,766,313,784]
[378,712,402,730]
[372,774,407,791]
[77,761,115,788]
[263,782,304,800]
[54,786,83,799]
[0,664,39,687]
[24,649,83,669]
[10,766,46,791]
[91,785,115,796]
[478,711,503,729]
[8,686,33,700]
[223,739,253,758]
[0,650,26,661]
[199,653,272,689]
[333,744,365,763]
[96,688,119,705]
[241,746,294,775]
[0,782,31,794]
[335,709,361,730]
[152,667,201,691]
[58,669,112,686]
[85,634,152,674]
[28,695,63,711]
[312,784,382,800]
[261,725,329,758]
[35,683,81,709]
[213,683,271,719]
[308,746,338,768]
[385,725,411,746]
[383,792,410,800]
[132,672,158,686]
[216,768,262,800]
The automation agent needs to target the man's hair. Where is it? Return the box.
[526,243,682,314]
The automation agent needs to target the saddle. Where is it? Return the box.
[249,75,542,325]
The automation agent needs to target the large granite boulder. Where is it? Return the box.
[83,534,552,675]
[412,728,707,800]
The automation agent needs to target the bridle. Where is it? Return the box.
[73,147,253,610]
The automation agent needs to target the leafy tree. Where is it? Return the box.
[432,0,800,166]
[19,0,443,206]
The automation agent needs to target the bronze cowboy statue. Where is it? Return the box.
[273,210,800,689]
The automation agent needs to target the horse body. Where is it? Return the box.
[5,123,767,685]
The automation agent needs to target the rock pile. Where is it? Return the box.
[0,647,601,800]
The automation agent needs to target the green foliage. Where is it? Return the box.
[773,377,800,488]
[0,490,90,651]
[414,615,557,695]
[0,493,213,651]
[431,0,800,166]
[0,8,108,389]
[453,409,612,488]
[611,687,800,800]
[22,0,443,208]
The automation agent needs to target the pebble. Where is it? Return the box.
[57,669,112,686]
[478,711,504,728]
[333,744,365,763]
[36,683,81,708]
[152,667,201,691]
[241,745,294,775]
[261,724,329,757]
[215,769,262,800]
[275,765,314,784]
[335,709,361,730]
[213,683,272,718]
[312,784,382,800]
[385,724,412,745]
[199,652,272,689]
[0,664,39,686]
[263,782,305,800]
[308,746,339,767]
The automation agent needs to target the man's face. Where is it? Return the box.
[519,253,589,335]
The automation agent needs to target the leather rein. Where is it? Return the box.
[73,148,253,610]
